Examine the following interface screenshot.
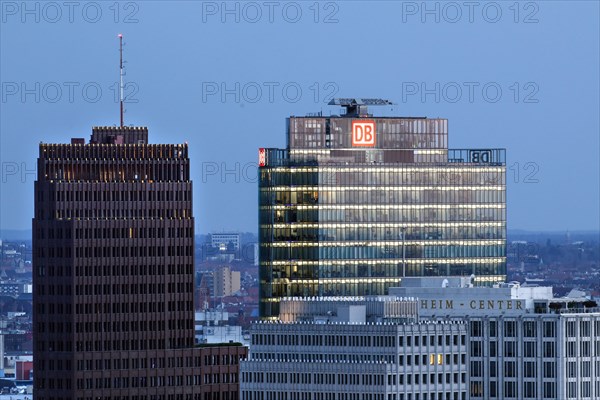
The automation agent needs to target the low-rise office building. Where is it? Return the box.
[391,277,600,400]
[243,278,600,400]
[241,297,468,400]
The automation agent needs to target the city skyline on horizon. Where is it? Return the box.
[1,3,598,399]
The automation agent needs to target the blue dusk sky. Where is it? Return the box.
[0,1,598,234]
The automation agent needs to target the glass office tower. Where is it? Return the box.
[259,99,506,318]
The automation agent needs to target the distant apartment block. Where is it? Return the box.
[0,283,32,297]
[195,311,247,345]
[211,233,241,252]
[204,233,242,263]
[215,266,241,297]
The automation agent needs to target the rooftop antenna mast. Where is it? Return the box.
[118,33,124,127]
[328,98,394,117]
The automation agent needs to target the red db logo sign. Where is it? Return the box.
[258,148,266,167]
[352,120,376,147]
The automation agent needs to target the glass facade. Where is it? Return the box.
[259,115,506,318]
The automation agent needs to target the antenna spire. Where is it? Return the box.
[118,33,124,127]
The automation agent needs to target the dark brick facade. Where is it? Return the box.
[33,126,247,400]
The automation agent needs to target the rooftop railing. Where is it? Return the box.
[260,148,506,167]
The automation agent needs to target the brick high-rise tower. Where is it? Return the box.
[33,126,246,400]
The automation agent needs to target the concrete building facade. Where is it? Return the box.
[211,234,241,252]
[242,278,600,400]
[391,278,600,400]
[214,266,241,297]
[241,297,468,400]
